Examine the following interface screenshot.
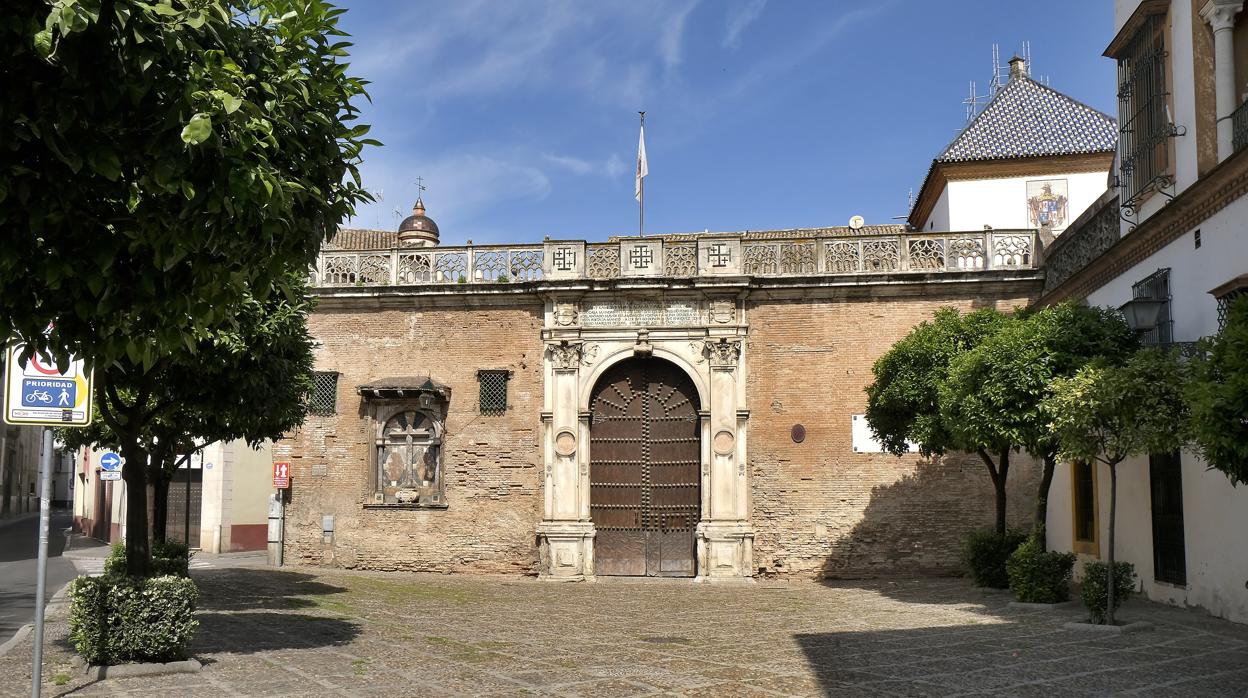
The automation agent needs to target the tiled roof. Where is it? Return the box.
[325,228,399,250]
[937,76,1117,163]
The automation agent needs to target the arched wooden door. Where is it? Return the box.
[589,358,701,577]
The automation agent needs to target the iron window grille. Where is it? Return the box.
[1117,13,1176,208]
[478,370,510,415]
[1217,288,1247,333]
[1148,452,1187,586]
[309,371,339,416]
[1233,98,1248,155]
[1132,268,1172,346]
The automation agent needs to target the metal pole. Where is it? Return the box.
[639,112,645,238]
[184,458,190,547]
[30,427,53,698]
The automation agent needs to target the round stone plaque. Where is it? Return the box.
[555,430,577,457]
[713,430,735,456]
[791,424,806,443]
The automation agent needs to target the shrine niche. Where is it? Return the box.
[357,377,450,508]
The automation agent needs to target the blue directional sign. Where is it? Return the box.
[21,378,76,408]
[100,452,122,472]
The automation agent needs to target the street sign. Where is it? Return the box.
[100,471,121,481]
[3,344,93,427]
[273,461,291,489]
[99,452,122,472]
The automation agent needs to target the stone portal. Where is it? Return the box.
[589,357,701,577]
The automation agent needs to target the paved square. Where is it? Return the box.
[3,567,1247,696]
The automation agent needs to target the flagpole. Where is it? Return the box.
[639,111,645,237]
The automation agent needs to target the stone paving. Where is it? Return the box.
[2,565,1247,697]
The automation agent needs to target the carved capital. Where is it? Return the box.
[704,338,742,367]
[1201,0,1243,32]
[548,341,582,370]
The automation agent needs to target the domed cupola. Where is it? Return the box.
[397,197,439,247]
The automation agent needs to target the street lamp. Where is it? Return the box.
[1119,298,1166,332]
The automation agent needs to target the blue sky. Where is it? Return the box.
[339,1,1117,244]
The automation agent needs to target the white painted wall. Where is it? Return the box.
[922,186,950,231]
[1049,195,1248,624]
[944,171,1110,233]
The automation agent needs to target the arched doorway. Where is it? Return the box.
[589,357,701,577]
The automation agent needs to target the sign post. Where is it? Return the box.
[3,344,93,698]
[269,462,291,567]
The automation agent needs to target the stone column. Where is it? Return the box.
[536,340,594,580]
[696,337,755,580]
[1202,0,1245,160]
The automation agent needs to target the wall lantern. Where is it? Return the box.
[1118,298,1166,332]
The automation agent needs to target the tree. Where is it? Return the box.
[1044,349,1189,625]
[939,303,1136,546]
[1188,295,1248,485]
[4,0,373,574]
[865,307,1012,532]
[60,272,316,552]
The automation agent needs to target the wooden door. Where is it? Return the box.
[590,358,700,577]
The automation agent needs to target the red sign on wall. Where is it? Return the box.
[273,461,291,489]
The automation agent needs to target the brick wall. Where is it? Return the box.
[746,290,1042,579]
[276,301,546,574]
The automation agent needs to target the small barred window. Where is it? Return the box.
[309,371,339,415]
[478,370,510,415]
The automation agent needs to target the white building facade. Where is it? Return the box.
[1043,0,1248,623]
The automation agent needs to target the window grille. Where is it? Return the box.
[1132,268,1172,345]
[1117,13,1172,205]
[1073,461,1096,544]
[478,370,509,415]
[309,371,339,415]
[1216,288,1247,333]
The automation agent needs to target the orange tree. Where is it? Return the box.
[2,0,374,574]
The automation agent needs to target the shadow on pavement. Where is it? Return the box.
[193,610,361,654]
[192,567,350,611]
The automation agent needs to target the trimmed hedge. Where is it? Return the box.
[1006,537,1076,603]
[103,540,191,579]
[961,530,1027,588]
[1081,560,1136,624]
[68,575,199,665]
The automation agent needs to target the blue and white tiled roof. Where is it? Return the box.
[937,76,1117,163]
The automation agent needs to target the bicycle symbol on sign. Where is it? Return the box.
[28,390,52,404]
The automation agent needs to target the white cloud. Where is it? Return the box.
[723,0,767,50]
[542,152,628,178]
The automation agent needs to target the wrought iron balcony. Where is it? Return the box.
[1041,192,1120,295]
[1233,98,1248,155]
[310,229,1039,289]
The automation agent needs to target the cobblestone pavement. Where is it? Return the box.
[2,566,1247,697]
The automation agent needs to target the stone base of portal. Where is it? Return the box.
[536,520,595,581]
[695,521,756,581]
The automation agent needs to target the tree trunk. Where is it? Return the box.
[1106,461,1119,626]
[1035,454,1057,550]
[977,448,1010,536]
[120,443,151,577]
[153,475,169,544]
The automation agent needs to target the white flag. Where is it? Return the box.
[635,123,648,202]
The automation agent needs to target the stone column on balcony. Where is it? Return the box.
[1202,0,1245,160]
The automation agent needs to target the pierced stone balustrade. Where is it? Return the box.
[311,230,1038,288]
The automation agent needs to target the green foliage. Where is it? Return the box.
[69,575,199,664]
[942,303,1136,460]
[1187,295,1248,485]
[1006,536,1076,603]
[103,540,191,579]
[1080,561,1136,624]
[865,307,1009,456]
[2,0,375,370]
[961,529,1027,589]
[1045,349,1190,466]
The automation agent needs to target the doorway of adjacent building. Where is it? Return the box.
[1149,452,1186,586]
[589,357,701,577]
[166,465,203,548]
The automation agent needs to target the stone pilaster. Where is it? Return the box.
[1201,0,1245,160]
